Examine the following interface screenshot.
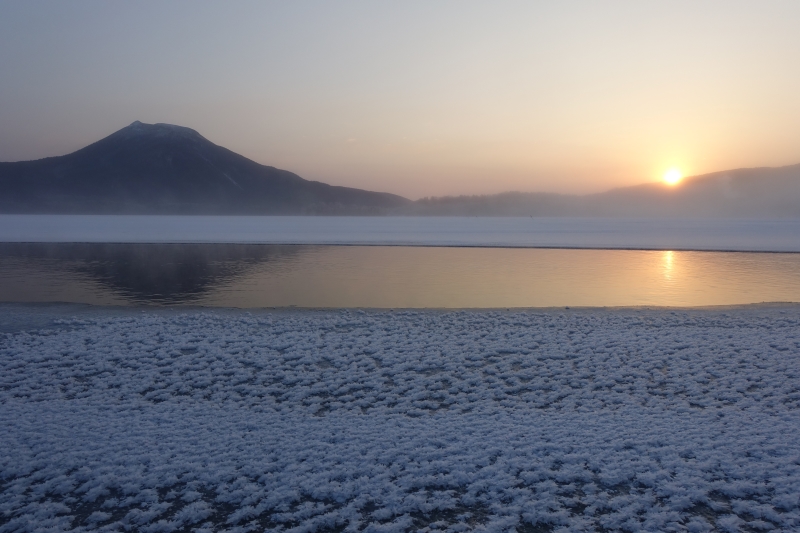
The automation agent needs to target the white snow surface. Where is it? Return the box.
[2,216,800,252]
[2,307,800,532]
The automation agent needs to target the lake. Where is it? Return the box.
[1,242,799,307]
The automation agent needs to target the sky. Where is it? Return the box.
[1,1,799,199]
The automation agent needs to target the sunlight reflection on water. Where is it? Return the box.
[662,250,674,281]
[0,244,799,308]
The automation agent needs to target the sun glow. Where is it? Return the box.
[663,168,682,186]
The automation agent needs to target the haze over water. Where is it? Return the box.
[1,4,798,306]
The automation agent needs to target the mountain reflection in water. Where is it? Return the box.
[0,243,303,305]
[0,243,799,307]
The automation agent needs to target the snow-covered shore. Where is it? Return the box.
[2,305,800,532]
[2,215,800,252]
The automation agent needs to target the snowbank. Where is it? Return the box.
[1,307,799,532]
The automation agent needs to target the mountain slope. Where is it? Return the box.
[2,121,798,216]
[588,164,800,217]
[411,164,800,217]
[0,121,410,214]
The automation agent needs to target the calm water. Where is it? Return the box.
[1,243,799,307]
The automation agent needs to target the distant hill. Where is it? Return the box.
[412,164,800,217]
[1,121,798,216]
[0,121,410,214]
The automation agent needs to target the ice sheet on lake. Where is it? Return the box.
[1,307,800,532]
[1,215,800,252]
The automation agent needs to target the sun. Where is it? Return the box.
[663,168,682,186]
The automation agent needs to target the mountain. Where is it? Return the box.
[0,121,410,214]
[1,121,798,216]
[411,164,800,217]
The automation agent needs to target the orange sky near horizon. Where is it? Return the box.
[1,1,799,199]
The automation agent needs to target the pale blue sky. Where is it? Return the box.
[1,1,799,198]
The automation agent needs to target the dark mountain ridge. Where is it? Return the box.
[411,164,800,217]
[0,121,409,214]
[1,121,799,216]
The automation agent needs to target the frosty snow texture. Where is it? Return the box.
[1,309,800,532]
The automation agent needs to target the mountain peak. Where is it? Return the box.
[116,120,205,142]
[0,121,410,214]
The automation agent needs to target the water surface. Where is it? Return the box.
[1,243,798,307]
